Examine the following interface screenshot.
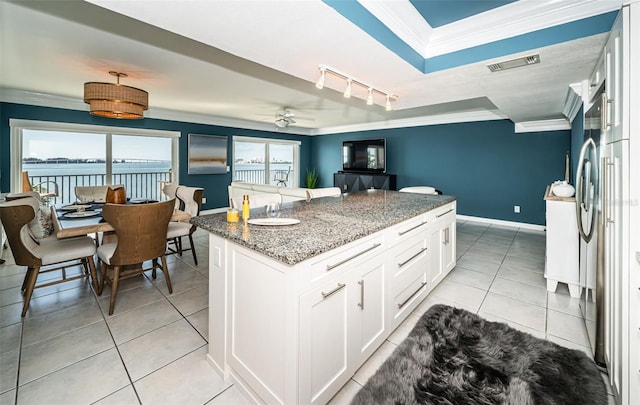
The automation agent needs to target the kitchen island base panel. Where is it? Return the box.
[199,194,457,404]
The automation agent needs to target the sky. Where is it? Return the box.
[23,130,171,161]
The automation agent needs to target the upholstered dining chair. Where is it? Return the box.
[97,199,175,315]
[22,171,58,201]
[74,184,125,203]
[166,186,203,265]
[0,196,98,316]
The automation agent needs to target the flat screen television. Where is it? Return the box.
[342,138,386,173]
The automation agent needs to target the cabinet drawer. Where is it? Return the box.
[431,202,456,223]
[390,215,430,244]
[391,272,428,323]
[309,234,385,284]
[390,234,428,295]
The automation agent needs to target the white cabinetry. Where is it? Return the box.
[208,202,457,405]
[599,4,639,403]
[544,189,581,298]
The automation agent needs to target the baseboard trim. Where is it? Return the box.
[456,214,546,231]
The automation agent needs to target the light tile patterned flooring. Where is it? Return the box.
[0,221,614,404]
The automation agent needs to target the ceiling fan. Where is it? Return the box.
[274,108,296,128]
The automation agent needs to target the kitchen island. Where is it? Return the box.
[192,190,457,404]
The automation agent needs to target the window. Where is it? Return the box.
[232,136,299,187]
[11,120,179,204]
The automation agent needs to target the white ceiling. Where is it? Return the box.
[0,0,622,135]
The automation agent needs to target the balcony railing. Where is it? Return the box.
[27,168,293,205]
[234,169,294,186]
[27,172,171,205]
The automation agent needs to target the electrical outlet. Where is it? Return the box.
[514,205,520,213]
[202,197,207,204]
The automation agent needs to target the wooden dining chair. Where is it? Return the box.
[96,199,175,315]
[0,196,98,316]
[166,186,203,265]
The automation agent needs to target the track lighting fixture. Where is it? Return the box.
[315,65,396,110]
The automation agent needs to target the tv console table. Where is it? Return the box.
[334,172,396,192]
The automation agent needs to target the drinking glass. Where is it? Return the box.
[265,202,280,218]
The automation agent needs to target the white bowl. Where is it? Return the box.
[552,183,575,197]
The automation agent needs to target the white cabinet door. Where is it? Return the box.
[351,257,386,366]
[604,10,624,143]
[544,199,581,297]
[440,213,456,275]
[299,279,350,405]
[603,140,630,402]
[428,207,457,288]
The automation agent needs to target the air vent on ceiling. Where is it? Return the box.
[487,54,540,72]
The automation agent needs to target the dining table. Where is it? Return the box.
[50,201,191,240]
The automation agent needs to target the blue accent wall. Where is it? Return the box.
[0,102,312,210]
[311,120,570,225]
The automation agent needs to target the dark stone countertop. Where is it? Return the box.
[191,190,456,266]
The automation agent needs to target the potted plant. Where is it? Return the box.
[305,168,318,189]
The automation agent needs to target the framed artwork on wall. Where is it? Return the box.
[188,134,228,174]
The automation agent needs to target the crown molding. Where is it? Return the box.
[0,88,314,136]
[311,109,508,135]
[350,0,620,63]
[562,82,584,122]
[3,88,538,137]
[357,0,433,57]
[419,0,621,57]
[514,118,570,133]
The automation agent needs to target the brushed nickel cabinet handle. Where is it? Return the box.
[397,282,427,309]
[321,283,345,299]
[398,221,427,236]
[358,280,364,309]
[326,243,382,271]
[398,247,427,268]
[436,208,454,218]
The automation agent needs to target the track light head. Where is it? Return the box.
[385,95,392,111]
[343,79,352,98]
[366,88,373,105]
[315,67,326,90]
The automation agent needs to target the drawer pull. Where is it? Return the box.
[398,221,427,236]
[398,247,428,268]
[397,282,427,309]
[436,208,454,218]
[321,283,345,299]
[326,243,382,271]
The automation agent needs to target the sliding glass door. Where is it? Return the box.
[232,136,299,187]
[12,120,179,204]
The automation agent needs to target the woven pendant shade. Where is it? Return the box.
[84,72,148,119]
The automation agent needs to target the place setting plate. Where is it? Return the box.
[62,210,102,219]
[247,218,300,226]
[60,204,93,211]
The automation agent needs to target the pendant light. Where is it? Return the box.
[84,71,148,119]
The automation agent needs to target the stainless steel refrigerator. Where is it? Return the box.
[576,89,605,368]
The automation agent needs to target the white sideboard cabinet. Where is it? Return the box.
[544,187,580,297]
